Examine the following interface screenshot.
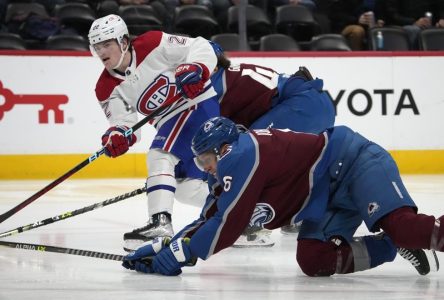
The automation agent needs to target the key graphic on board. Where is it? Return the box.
[0,81,69,123]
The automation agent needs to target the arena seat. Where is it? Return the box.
[46,34,89,51]
[54,3,96,36]
[0,32,27,50]
[368,27,410,51]
[419,28,444,51]
[275,4,318,41]
[259,34,300,51]
[119,5,164,35]
[174,5,220,39]
[309,34,351,51]
[211,33,250,51]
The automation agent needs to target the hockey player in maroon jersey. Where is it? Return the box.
[210,43,334,134]
[122,117,440,277]
[208,43,335,244]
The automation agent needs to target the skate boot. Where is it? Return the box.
[232,226,275,248]
[280,222,302,235]
[397,248,440,275]
[123,212,173,252]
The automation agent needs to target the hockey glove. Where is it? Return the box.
[122,237,169,271]
[101,125,136,158]
[151,238,193,276]
[175,63,209,99]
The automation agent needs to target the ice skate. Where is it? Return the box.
[232,226,275,248]
[398,248,440,275]
[123,212,173,252]
[280,222,302,235]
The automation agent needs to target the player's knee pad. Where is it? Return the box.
[297,238,341,277]
[175,179,209,207]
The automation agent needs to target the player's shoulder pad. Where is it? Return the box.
[217,133,257,178]
[132,31,162,66]
[95,70,124,102]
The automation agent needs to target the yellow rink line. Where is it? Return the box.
[0,150,443,179]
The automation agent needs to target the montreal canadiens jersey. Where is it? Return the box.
[210,64,279,128]
[173,127,354,260]
[94,31,217,135]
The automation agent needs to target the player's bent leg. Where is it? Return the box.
[296,235,396,277]
[378,206,441,274]
[123,149,178,252]
[379,207,442,249]
[344,141,440,274]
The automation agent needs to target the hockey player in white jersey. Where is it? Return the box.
[88,15,220,251]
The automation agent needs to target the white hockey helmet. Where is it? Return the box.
[88,14,129,51]
[88,14,130,69]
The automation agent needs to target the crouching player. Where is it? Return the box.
[122,117,440,277]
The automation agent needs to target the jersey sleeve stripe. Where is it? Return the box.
[207,133,261,258]
[290,131,329,224]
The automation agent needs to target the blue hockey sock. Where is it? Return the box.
[363,234,397,268]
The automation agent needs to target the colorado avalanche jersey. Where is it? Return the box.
[94,31,217,136]
[210,64,279,128]
[174,127,354,260]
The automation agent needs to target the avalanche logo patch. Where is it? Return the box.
[249,203,275,227]
[137,75,177,116]
[367,202,380,217]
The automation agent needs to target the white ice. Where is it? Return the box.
[0,175,444,300]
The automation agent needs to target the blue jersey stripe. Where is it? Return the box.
[146,184,176,194]
[207,133,261,258]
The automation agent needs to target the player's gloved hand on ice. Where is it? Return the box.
[122,237,169,271]
[175,63,209,99]
[151,238,193,276]
[101,125,136,158]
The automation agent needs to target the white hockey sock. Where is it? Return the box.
[146,149,179,217]
[146,174,176,216]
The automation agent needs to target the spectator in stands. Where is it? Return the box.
[386,0,444,49]
[317,0,385,50]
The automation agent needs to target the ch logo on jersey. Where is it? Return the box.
[137,75,177,116]
[249,203,275,227]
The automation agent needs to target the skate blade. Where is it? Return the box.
[425,249,440,272]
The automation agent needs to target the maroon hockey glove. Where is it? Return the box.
[175,63,210,99]
[101,125,136,158]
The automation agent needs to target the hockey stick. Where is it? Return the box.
[0,93,182,224]
[0,186,146,239]
[0,239,198,266]
[0,240,125,261]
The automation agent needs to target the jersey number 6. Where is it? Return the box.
[223,176,232,192]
